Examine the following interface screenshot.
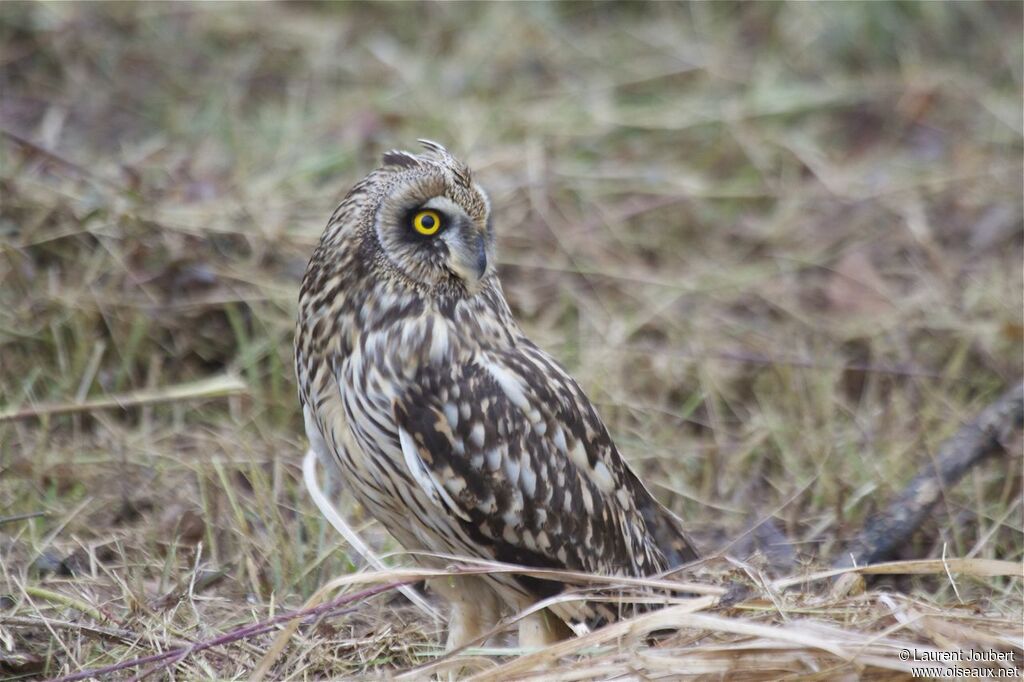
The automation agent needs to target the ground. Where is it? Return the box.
[1,3,1021,680]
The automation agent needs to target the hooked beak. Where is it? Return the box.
[445,231,488,290]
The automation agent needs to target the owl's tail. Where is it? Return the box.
[639,499,701,568]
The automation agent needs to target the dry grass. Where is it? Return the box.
[1,3,1021,680]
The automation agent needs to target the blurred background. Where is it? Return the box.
[1,2,1021,677]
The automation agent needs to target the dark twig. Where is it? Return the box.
[0,511,48,526]
[835,382,1024,568]
[46,580,411,682]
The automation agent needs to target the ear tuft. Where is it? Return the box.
[417,139,449,156]
[382,150,421,169]
[418,139,472,188]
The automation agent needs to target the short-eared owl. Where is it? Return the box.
[295,141,698,648]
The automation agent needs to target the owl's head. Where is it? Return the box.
[352,140,494,295]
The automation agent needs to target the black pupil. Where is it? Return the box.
[420,214,435,229]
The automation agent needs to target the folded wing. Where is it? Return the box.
[391,341,698,596]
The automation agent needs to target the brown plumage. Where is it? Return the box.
[294,141,698,648]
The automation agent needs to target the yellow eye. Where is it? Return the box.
[412,210,442,236]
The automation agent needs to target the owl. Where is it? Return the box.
[294,141,698,650]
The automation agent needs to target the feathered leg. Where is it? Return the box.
[429,575,502,649]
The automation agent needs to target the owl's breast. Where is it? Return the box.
[328,310,458,519]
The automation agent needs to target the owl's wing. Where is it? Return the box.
[392,342,698,592]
